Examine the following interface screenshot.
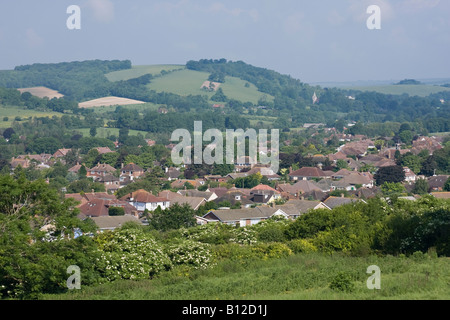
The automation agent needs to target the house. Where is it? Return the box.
[88,163,116,180]
[250,184,282,204]
[10,157,31,169]
[403,167,417,183]
[246,165,281,181]
[68,163,86,174]
[171,179,205,189]
[331,172,374,190]
[204,175,230,183]
[431,192,450,199]
[332,169,354,180]
[428,175,450,191]
[53,148,72,159]
[121,163,145,181]
[78,198,138,219]
[91,215,142,232]
[289,167,329,181]
[98,174,121,193]
[411,136,442,155]
[177,190,218,202]
[214,189,254,208]
[323,196,365,209]
[276,181,322,198]
[202,199,329,226]
[202,207,287,227]
[120,189,170,212]
[94,147,114,155]
[165,167,181,181]
[207,187,230,198]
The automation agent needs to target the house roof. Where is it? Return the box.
[79,199,109,217]
[323,196,361,209]
[289,167,328,178]
[205,199,328,223]
[170,196,206,210]
[431,192,450,199]
[90,163,116,172]
[204,207,276,222]
[178,190,215,200]
[207,187,230,198]
[95,147,113,154]
[121,189,168,203]
[283,200,328,213]
[122,163,144,172]
[251,184,279,193]
[91,215,141,230]
[428,175,449,189]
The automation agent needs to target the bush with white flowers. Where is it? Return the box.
[96,229,172,282]
[165,240,213,270]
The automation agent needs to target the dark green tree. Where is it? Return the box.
[374,165,405,186]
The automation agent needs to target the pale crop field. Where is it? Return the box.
[79,96,146,108]
[17,87,64,99]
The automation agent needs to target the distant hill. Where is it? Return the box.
[395,79,422,85]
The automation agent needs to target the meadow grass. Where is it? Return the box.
[76,127,148,138]
[105,65,185,82]
[147,69,274,104]
[0,105,64,128]
[44,252,450,300]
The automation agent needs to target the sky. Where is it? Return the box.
[0,0,449,83]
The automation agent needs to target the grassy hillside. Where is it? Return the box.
[0,105,64,128]
[105,65,185,82]
[146,68,274,104]
[344,84,450,97]
[44,252,450,300]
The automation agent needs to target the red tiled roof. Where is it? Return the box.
[289,167,327,178]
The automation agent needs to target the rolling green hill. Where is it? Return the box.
[343,84,450,97]
[146,68,273,104]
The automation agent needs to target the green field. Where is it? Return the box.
[105,65,185,82]
[88,102,160,114]
[76,127,148,138]
[147,69,273,104]
[0,106,64,128]
[344,84,450,97]
[44,252,450,300]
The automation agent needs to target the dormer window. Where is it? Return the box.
[235,195,241,201]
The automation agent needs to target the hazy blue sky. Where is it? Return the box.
[0,0,449,83]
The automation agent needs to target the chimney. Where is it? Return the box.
[341,193,345,198]
[121,163,124,169]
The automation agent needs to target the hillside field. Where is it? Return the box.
[79,96,146,108]
[18,87,64,99]
[146,68,274,104]
[0,105,64,128]
[105,65,185,82]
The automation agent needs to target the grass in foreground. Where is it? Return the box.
[44,252,450,300]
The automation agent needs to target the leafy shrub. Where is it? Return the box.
[182,223,234,244]
[229,227,258,245]
[287,239,318,254]
[329,272,355,293]
[251,243,293,260]
[165,240,213,270]
[95,229,172,282]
